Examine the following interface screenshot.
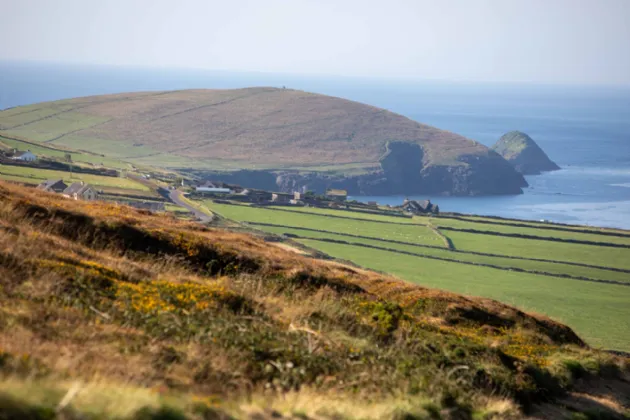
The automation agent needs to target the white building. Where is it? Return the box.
[195,187,232,194]
[11,150,37,162]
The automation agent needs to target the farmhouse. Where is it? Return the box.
[62,182,98,201]
[401,199,439,214]
[11,150,37,162]
[325,189,347,202]
[37,179,68,193]
[195,181,232,194]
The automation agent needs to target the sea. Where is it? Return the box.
[2,60,629,229]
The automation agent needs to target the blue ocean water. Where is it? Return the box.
[1,61,629,228]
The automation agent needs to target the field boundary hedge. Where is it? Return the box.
[224,201,417,225]
[292,234,630,287]
[437,213,630,239]
[438,226,630,249]
[247,222,630,275]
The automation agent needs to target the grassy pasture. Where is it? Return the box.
[208,202,445,248]
[443,230,630,271]
[0,135,130,169]
[255,225,630,284]
[434,216,630,246]
[205,200,630,351]
[451,214,630,235]
[0,165,148,191]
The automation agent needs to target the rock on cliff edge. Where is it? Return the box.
[492,131,560,175]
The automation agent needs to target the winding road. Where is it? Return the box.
[169,189,213,223]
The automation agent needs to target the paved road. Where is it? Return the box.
[169,189,213,223]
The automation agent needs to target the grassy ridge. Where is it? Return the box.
[0,88,502,171]
[205,201,630,351]
[4,182,629,419]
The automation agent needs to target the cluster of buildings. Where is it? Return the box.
[193,181,349,206]
[36,179,165,211]
[37,179,98,200]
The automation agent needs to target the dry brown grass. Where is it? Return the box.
[0,181,628,419]
[0,88,490,168]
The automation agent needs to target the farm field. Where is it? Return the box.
[433,216,630,246]
[0,135,130,169]
[204,200,630,351]
[208,202,444,247]
[0,165,149,191]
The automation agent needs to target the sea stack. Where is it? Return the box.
[492,131,560,175]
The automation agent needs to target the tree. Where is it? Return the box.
[64,153,72,163]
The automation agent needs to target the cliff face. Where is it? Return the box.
[191,143,527,196]
[492,131,560,175]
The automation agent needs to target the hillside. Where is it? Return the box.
[1,182,629,419]
[492,131,561,175]
[0,88,527,195]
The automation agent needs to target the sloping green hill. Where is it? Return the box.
[0,88,527,195]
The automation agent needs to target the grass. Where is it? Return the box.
[271,205,416,223]
[0,135,131,169]
[208,202,444,247]
[452,214,630,235]
[434,216,630,246]
[205,200,630,352]
[0,88,494,171]
[297,239,630,352]
[254,225,630,284]
[0,165,149,191]
[443,230,630,271]
[1,181,629,419]
[1,112,110,142]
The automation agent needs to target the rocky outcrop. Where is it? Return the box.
[492,131,560,175]
[188,144,527,196]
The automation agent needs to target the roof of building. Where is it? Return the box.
[403,199,433,212]
[63,182,93,196]
[12,150,35,158]
[38,179,66,190]
[326,189,348,196]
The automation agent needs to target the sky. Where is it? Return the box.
[2,0,630,85]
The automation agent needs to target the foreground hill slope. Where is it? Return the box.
[0,182,628,419]
[0,89,527,195]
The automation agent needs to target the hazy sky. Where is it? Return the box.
[3,0,630,85]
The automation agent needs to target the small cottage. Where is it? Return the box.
[62,182,98,201]
[11,150,37,162]
[401,199,438,214]
[37,179,68,193]
[195,181,231,194]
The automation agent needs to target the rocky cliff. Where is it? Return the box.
[492,131,560,175]
[187,142,527,196]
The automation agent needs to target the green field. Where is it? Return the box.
[434,216,630,246]
[204,200,630,351]
[0,165,149,191]
[0,135,131,169]
[209,203,444,247]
